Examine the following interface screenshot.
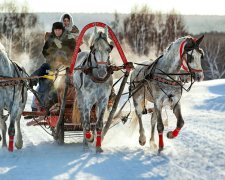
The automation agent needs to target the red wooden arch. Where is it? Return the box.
[69,22,129,74]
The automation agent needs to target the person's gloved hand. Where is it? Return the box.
[53,38,62,49]
[43,70,55,80]
[40,63,51,76]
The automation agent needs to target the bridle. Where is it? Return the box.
[81,35,113,83]
[179,38,203,73]
[89,46,111,67]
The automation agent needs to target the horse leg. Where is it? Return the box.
[15,113,23,149]
[0,113,7,148]
[95,101,107,153]
[167,103,184,139]
[81,108,92,151]
[133,97,146,146]
[155,104,164,152]
[82,104,94,143]
[149,110,157,150]
[8,106,24,151]
[8,121,15,152]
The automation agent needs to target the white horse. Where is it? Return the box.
[130,35,204,152]
[73,27,113,153]
[0,42,28,151]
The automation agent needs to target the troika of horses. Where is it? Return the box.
[0,17,205,153]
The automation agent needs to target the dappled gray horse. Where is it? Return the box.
[73,27,113,152]
[130,35,204,152]
[0,42,28,152]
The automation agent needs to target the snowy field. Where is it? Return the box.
[0,79,225,180]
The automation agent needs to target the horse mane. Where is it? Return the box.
[163,36,192,58]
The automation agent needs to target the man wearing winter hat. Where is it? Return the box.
[24,22,75,119]
[42,21,75,69]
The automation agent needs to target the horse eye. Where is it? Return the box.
[187,54,193,63]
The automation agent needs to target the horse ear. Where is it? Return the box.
[184,38,195,51]
[104,26,108,38]
[195,35,204,46]
[94,26,98,38]
[109,41,114,51]
[110,44,114,51]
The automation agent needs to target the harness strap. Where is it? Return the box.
[153,75,179,86]
[96,61,109,65]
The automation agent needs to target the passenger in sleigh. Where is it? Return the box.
[25,22,76,119]
[60,13,79,34]
[43,22,76,69]
[44,13,79,43]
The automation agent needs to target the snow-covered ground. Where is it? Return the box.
[1,79,225,180]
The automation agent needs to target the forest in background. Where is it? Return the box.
[0,0,224,80]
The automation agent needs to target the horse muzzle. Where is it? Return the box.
[193,72,204,82]
[96,67,108,79]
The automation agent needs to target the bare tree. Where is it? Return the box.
[0,0,44,71]
[123,5,155,56]
[122,6,187,56]
[111,11,120,37]
[201,32,225,79]
[154,12,165,56]
[160,10,187,55]
[0,1,39,55]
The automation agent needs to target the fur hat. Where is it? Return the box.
[52,22,64,31]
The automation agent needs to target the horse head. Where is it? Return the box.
[180,35,205,82]
[89,26,114,80]
[164,36,204,81]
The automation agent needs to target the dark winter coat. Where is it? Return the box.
[42,30,75,69]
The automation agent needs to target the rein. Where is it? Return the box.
[154,68,195,92]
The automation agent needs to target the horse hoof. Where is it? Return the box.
[167,131,174,139]
[83,145,89,152]
[15,141,23,149]
[158,146,164,154]
[139,140,146,146]
[96,147,103,153]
